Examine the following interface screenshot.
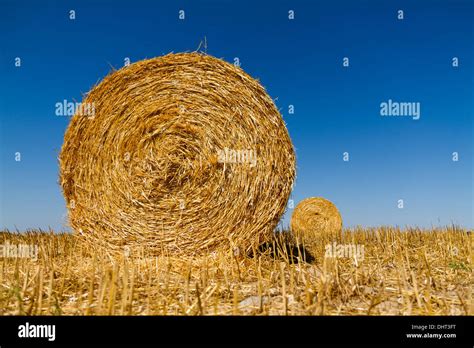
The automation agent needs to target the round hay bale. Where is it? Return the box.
[59,52,295,256]
[290,197,343,240]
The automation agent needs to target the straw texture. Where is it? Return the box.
[290,197,343,239]
[59,52,295,256]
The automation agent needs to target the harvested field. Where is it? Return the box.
[0,227,471,315]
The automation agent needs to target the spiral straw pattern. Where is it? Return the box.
[59,52,295,256]
[290,197,343,239]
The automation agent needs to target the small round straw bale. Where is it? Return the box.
[290,197,343,240]
[59,52,295,256]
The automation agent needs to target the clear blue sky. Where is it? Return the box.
[0,0,472,231]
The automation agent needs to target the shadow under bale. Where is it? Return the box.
[252,232,315,264]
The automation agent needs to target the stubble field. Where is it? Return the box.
[0,226,471,316]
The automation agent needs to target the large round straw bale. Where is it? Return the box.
[290,197,343,239]
[59,52,295,256]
